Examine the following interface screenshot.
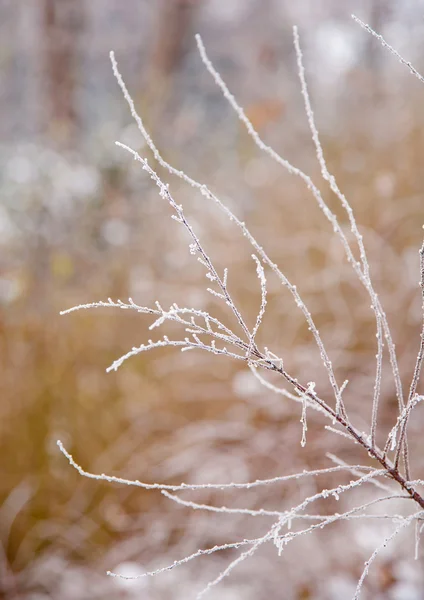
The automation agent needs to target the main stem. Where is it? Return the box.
[264,359,424,510]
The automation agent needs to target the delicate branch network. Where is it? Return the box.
[58,14,424,599]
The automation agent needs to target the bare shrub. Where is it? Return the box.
[59,15,424,599]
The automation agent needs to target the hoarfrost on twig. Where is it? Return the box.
[353,512,421,599]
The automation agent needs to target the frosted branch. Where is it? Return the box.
[292,26,402,455]
[353,512,420,599]
[58,440,379,491]
[352,15,424,85]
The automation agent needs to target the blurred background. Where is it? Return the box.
[1,0,424,598]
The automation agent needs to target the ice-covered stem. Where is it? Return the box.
[57,439,380,491]
[247,254,267,357]
[293,24,385,448]
[393,241,424,470]
[407,242,424,407]
[107,538,259,581]
[161,489,412,522]
[352,14,424,85]
[265,358,424,509]
[62,298,239,344]
[387,395,423,469]
[117,143,254,346]
[353,512,420,600]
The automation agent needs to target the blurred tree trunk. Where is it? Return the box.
[42,0,85,146]
[363,0,391,72]
[145,0,198,135]
[151,0,196,76]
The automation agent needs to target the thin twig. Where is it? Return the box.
[394,242,424,468]
[352,15,424,85]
